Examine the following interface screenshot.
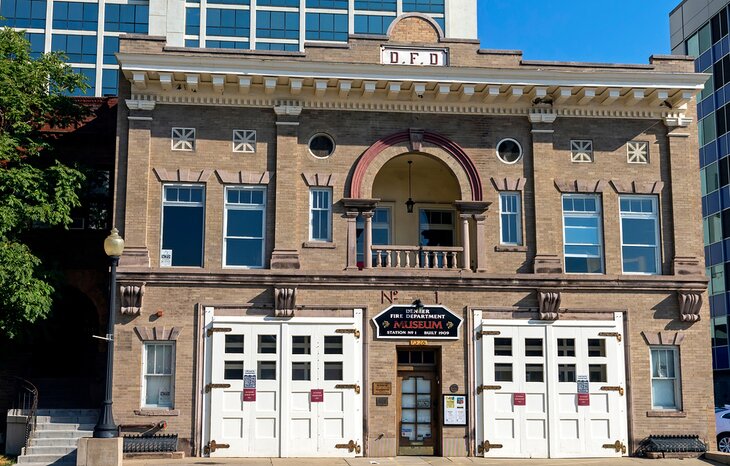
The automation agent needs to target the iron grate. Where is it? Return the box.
[642,435,707,453]
[123,433,178,453]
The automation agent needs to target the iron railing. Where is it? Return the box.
[6,375,39,450]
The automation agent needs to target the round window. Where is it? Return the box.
[496,138,523,164]
[308,133,335,158]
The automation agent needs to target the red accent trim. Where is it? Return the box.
[350,130,483,201]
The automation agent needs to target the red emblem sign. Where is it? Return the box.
[310,389,324,403]
[513,393,526,406]
[577,393,590,406]
[243,388,256,402]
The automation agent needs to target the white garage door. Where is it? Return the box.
[475,312,627,458]
[204,313,363,458]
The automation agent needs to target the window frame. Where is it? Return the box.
[309,187,333,242]
[618,195,661,275]
[499,192,522,246]
[160,183,206,268]
[649,346,681,411]
[141,341,175,409]
[562,193,604,274]
[223,185,267,269]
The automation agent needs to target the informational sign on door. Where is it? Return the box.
[577,393,590,406]
[513,392,526,406]
[443,395,467,425]
[310,389,324,403]
[577,375,589,394]
[243,369,256,402]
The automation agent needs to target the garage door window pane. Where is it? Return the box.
[292,336,310,354]
[525,364,544,382]
[324,336,343,354]
[525,338,543,356]
[324,362,343,380]
[495,363,513,382]
[557,339,575,357]
[292,362,310,380]
[559,364,576,382]
[258,335,277,353]
[258,361,276,380]
[225,361,244,379]
[225,335,244,353]
[589,364,607,382]
[494,338,512,356]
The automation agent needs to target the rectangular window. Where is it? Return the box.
[256,42,298,51]
[650,347,680,410]
[499,192,522,245]
[305,13,348,41]
[402,0,443,13]
[70,67,95,96]
[0,0,46,29]
[619,196,660,274]
[258,0,298,6]
[310,188,332,242]
[185,7,200,36]
[206,40,248,49]
[102,36,119,65]
[52,1,98,30]
[224,186,266,268]
[51,34,97,64]
[419,210,454,246]
[562,194,603,273]
[101,69,118,96]
[257,10,298,39]
[354,0,396,11]
[104,4,149,33]
[207,8,250,37]
[161,185,205,267]
[143,342,175,408]
[26,32,44,58]
[354,15,394,35]
[306,0,347,8]
[356,207,391,265]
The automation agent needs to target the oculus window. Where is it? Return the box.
[499,192,522,245]
[619,196,660,274]
[309,188,332,242]
[143,342,175,408]
[224,186,266,268]
[496,138,522,164]
[562,194,603,273]
[308,133,335,158]
[161,185,205,267]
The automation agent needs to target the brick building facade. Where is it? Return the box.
[111,15,712,458]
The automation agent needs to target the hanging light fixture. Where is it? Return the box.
[405,160,415,213]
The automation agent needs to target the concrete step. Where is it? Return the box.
[33,429,92,439]
[24,445,77,456]
[35,422,96,431]
[17,462,75,466]
[35,409,99,417]
[16,452,76,464]
[35,415,98,424]
[28,437,81,447]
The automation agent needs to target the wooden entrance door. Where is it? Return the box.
[397,348,439,456]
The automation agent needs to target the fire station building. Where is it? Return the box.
[111,15,712,458]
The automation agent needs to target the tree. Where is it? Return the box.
[0,27,90,338]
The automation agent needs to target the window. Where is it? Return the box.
[627,141,649,164]
[52,1,98,30]
[171,127,195,151]
[233,130,256,152]
[256,42,298,51]
[207,8,249,37]
[354,0,396,10]
[208,0,248,4]
[103,36,119,65]
[185,7,200,35]
[69,67,95,96]
[496,138,522,164]
[419,210,454,246]
[102,69,118,96]
[356,207,391,266]
[0,0,46,29]
[402,0,444,13]
[499,192,522,245]
[161,185,205,267]
[256,11,298,39]
[562,194,603,273]
[305,13,348,41]
[307,0,347,9]
[354,15,394,35]
[650,347,680,410]
[308,133,335,158]
[224,186,266,268]
[26,33,44,58]
[619,196,660,274]
[258,0,298,6]
[104,4,149,33]
[206,40,248,49]
[143,343,175,408]
[310,188,332,242]
[570,140,593,163]
[51,34,96,64]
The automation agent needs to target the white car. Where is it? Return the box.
[717,407,730,452]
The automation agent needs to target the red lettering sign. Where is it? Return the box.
[513,393,526,406]
[243,388,256,402]
[577,393,590,406]
[310,389,324,403]
[392,320,443,329]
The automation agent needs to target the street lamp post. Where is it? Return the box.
[93,228,124,438]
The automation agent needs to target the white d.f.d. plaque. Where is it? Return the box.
[381,47,447,66]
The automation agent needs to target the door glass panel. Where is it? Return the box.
[402,394,416,408]
[494,337,512,356]
[258,335,277,353]
[324,362,343,380]
[416,377,430,394]
[292,362,311,380]
[225,335,244,353]
[416,394,431,408]
[402,423,416,440]
[402,378,416,393]
[402,409,416,422]
[558,364,576,382]
[258,360,276,380]
[224,361,243,379]
[410,351,423,364]
[495,363,513,381]
[557,338,575,357]
[397,351,409,364]
[292,336,310,354]
[525,363,544,382]
[589,364,607,382]
[324,335,343,354]
[525,338,543,356]
[418,424,432,440]
[416,410,431,423]
[588,339,606,357]
[422,351,435,364]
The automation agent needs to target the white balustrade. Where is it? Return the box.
[370,245,463,269]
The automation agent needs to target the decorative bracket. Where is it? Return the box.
[120,283,145,316]
[678,291,702,322]
[274,287,297,317]
[537,290,561,320]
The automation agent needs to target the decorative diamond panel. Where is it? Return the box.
[627,141,649,164]
[171,127,195,151]
[233,130,256,153]
[570,140,593,163]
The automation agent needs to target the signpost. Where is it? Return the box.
[372,302,462,339]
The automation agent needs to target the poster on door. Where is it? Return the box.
[243,369,256,402]
[577,375,589,394]
[443,395,467,425]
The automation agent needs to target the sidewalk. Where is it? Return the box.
[124,456,721,466]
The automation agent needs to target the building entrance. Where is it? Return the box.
[397,348,440,456]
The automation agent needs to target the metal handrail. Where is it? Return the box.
[9,376,39,450]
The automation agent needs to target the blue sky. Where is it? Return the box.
[477,0,680,64]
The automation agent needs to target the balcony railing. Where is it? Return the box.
[371,245,463,269]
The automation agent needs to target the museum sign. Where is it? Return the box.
[372,302,462,339]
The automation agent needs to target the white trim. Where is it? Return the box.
[496,138,523,165]
[309,187,333,242]
[649,346,682,411]
[160,183,206,267]
[562,193,604,274]
[222,185,267,268]
[141,341,176,409]
[619,195,661,275]
[308,132,336,159]
[498,191,522,246]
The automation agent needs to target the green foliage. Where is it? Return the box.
[0,27,90,338]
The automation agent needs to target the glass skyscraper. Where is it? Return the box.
[0,0,475,96]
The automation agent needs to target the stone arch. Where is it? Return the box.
[386,13,444,42]
[350,130,483,201]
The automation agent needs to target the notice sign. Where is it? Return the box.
[160,249,172,267]
[443,395,467,426]
[577,393,590,406]
[243,369,256,402]
[380,46,447,66]
[513,393,526,406]
[577,375,589,394]
[372,304,462,339]
[310,389,324,403]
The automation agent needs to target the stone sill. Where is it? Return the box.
[134,409,180,416]
[495,245,527,253]
[302,241,337,249]
[646,410,686,418]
